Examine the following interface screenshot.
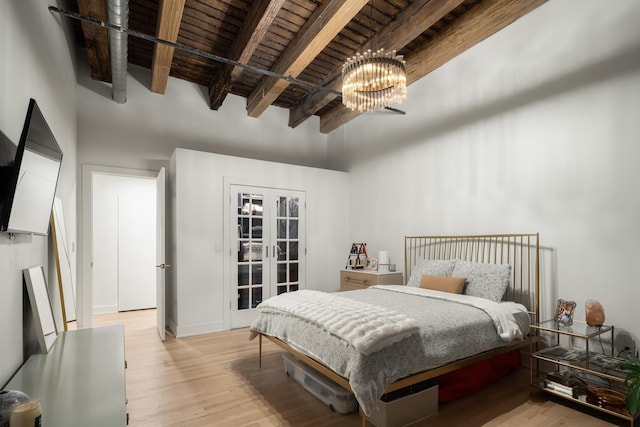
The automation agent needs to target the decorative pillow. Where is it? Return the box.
[419,275,466,294]
[406,259,456,287]
[451,260,511,302]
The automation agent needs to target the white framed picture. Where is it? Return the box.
[23,265,59,352]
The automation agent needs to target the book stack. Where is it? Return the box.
[544,372,583,398]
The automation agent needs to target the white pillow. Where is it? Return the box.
[451,260,511,302]
[406,259,456,287]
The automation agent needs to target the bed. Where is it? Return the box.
[250,233,540,426]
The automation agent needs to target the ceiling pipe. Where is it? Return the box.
[107,0,128,103]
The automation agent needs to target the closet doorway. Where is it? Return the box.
[92,174,156,313]
[229,185,306,328]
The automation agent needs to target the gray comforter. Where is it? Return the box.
[250,285,529,415]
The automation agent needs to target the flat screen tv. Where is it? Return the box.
[0,99,63,236]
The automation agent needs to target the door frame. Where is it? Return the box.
[80,164,159,328]
[222,177,306,330]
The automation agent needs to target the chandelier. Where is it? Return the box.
[341,47,406,113]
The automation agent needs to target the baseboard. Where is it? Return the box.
[174,321,225,338]
[93,304,118,314]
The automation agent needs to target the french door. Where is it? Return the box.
[230,185,305,328]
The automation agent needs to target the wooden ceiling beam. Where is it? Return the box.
[246,0,369,118]
[150,0,186,94]
[77,0,111,82]
[208,0,285,110]
[319,0,548,134]
[288,0,466,128]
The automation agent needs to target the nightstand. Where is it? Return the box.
[339,269,403,291]
[529,320,637,426]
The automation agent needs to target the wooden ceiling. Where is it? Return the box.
[68,0,546,133]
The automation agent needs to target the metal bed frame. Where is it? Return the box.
[258,233,540,426]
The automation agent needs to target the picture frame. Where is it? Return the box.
[555,299,577,326]
[364,258,378,271]
[346,242,368,269]
[23,265,59,352]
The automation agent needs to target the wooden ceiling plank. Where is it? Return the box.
[246,0,370,118]
[208,0,286,110]
[319,0,548,134]
[77,0,111,82]
[150,0,187,94]
[289,0,465,128]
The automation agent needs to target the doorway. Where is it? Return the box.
[80,165,166,335]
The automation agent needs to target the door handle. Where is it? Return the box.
[155,263,171,269]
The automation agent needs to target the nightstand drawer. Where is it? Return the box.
[340,270,403,291]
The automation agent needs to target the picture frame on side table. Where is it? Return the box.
[23,265,59,352]
[346,242,368,269]
[555,299,577,326]
[364,258,378,271]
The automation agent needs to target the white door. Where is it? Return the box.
[117,195,157,311]
[230,185,305,328]
[155,168,166,340]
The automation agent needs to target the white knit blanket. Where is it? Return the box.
[255,290,420,355]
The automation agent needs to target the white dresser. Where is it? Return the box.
[5,325,127,426]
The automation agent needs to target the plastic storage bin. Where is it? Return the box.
[367,380,438,427]
[282,353,358,414]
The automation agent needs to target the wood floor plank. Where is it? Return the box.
[87,310,623,426]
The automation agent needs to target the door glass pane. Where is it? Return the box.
[289,197,299,218]
[289,220,298,239]
[289,263,298,282]
[252,264,262,285]
[290,242,298,261]
[290,284,298,292]
[238,288,249,310]
[239,218,249,237]
[277,219,287,239]
[277,242,287,261]
[277,263,287,283]
[277,285,287,295]
[251,288,263,308]
[238,265,249,286]
[277,197,287,217]
[251,218,262,238]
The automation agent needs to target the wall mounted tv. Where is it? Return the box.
[0,99,63,236]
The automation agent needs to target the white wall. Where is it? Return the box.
[76,59,331,172]
[92,174,156,313]
[328,0,640,344]
[0,1,78,385]
[170,148,349,336]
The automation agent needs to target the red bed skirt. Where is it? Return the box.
[437,349,521,403]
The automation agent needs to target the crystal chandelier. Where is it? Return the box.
[341,47,407,112]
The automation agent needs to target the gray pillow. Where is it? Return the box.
[406,259,456,287]
[451,260,511,302]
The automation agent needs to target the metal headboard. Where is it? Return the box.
[404,233,540,324]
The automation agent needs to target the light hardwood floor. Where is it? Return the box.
[86,310,624,427]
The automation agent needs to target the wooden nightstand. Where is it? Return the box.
[340,269,404,291]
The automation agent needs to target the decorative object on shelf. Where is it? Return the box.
[0,390,30,426]
[586,387,627,410]
[378,250,389,272]
[544,371,587,398]
[364,258,378,271]
[585,299,606,326]
[620,356,640,414]
[341,1,406,113]
[346,243,368,269]
[555,299,576,326]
